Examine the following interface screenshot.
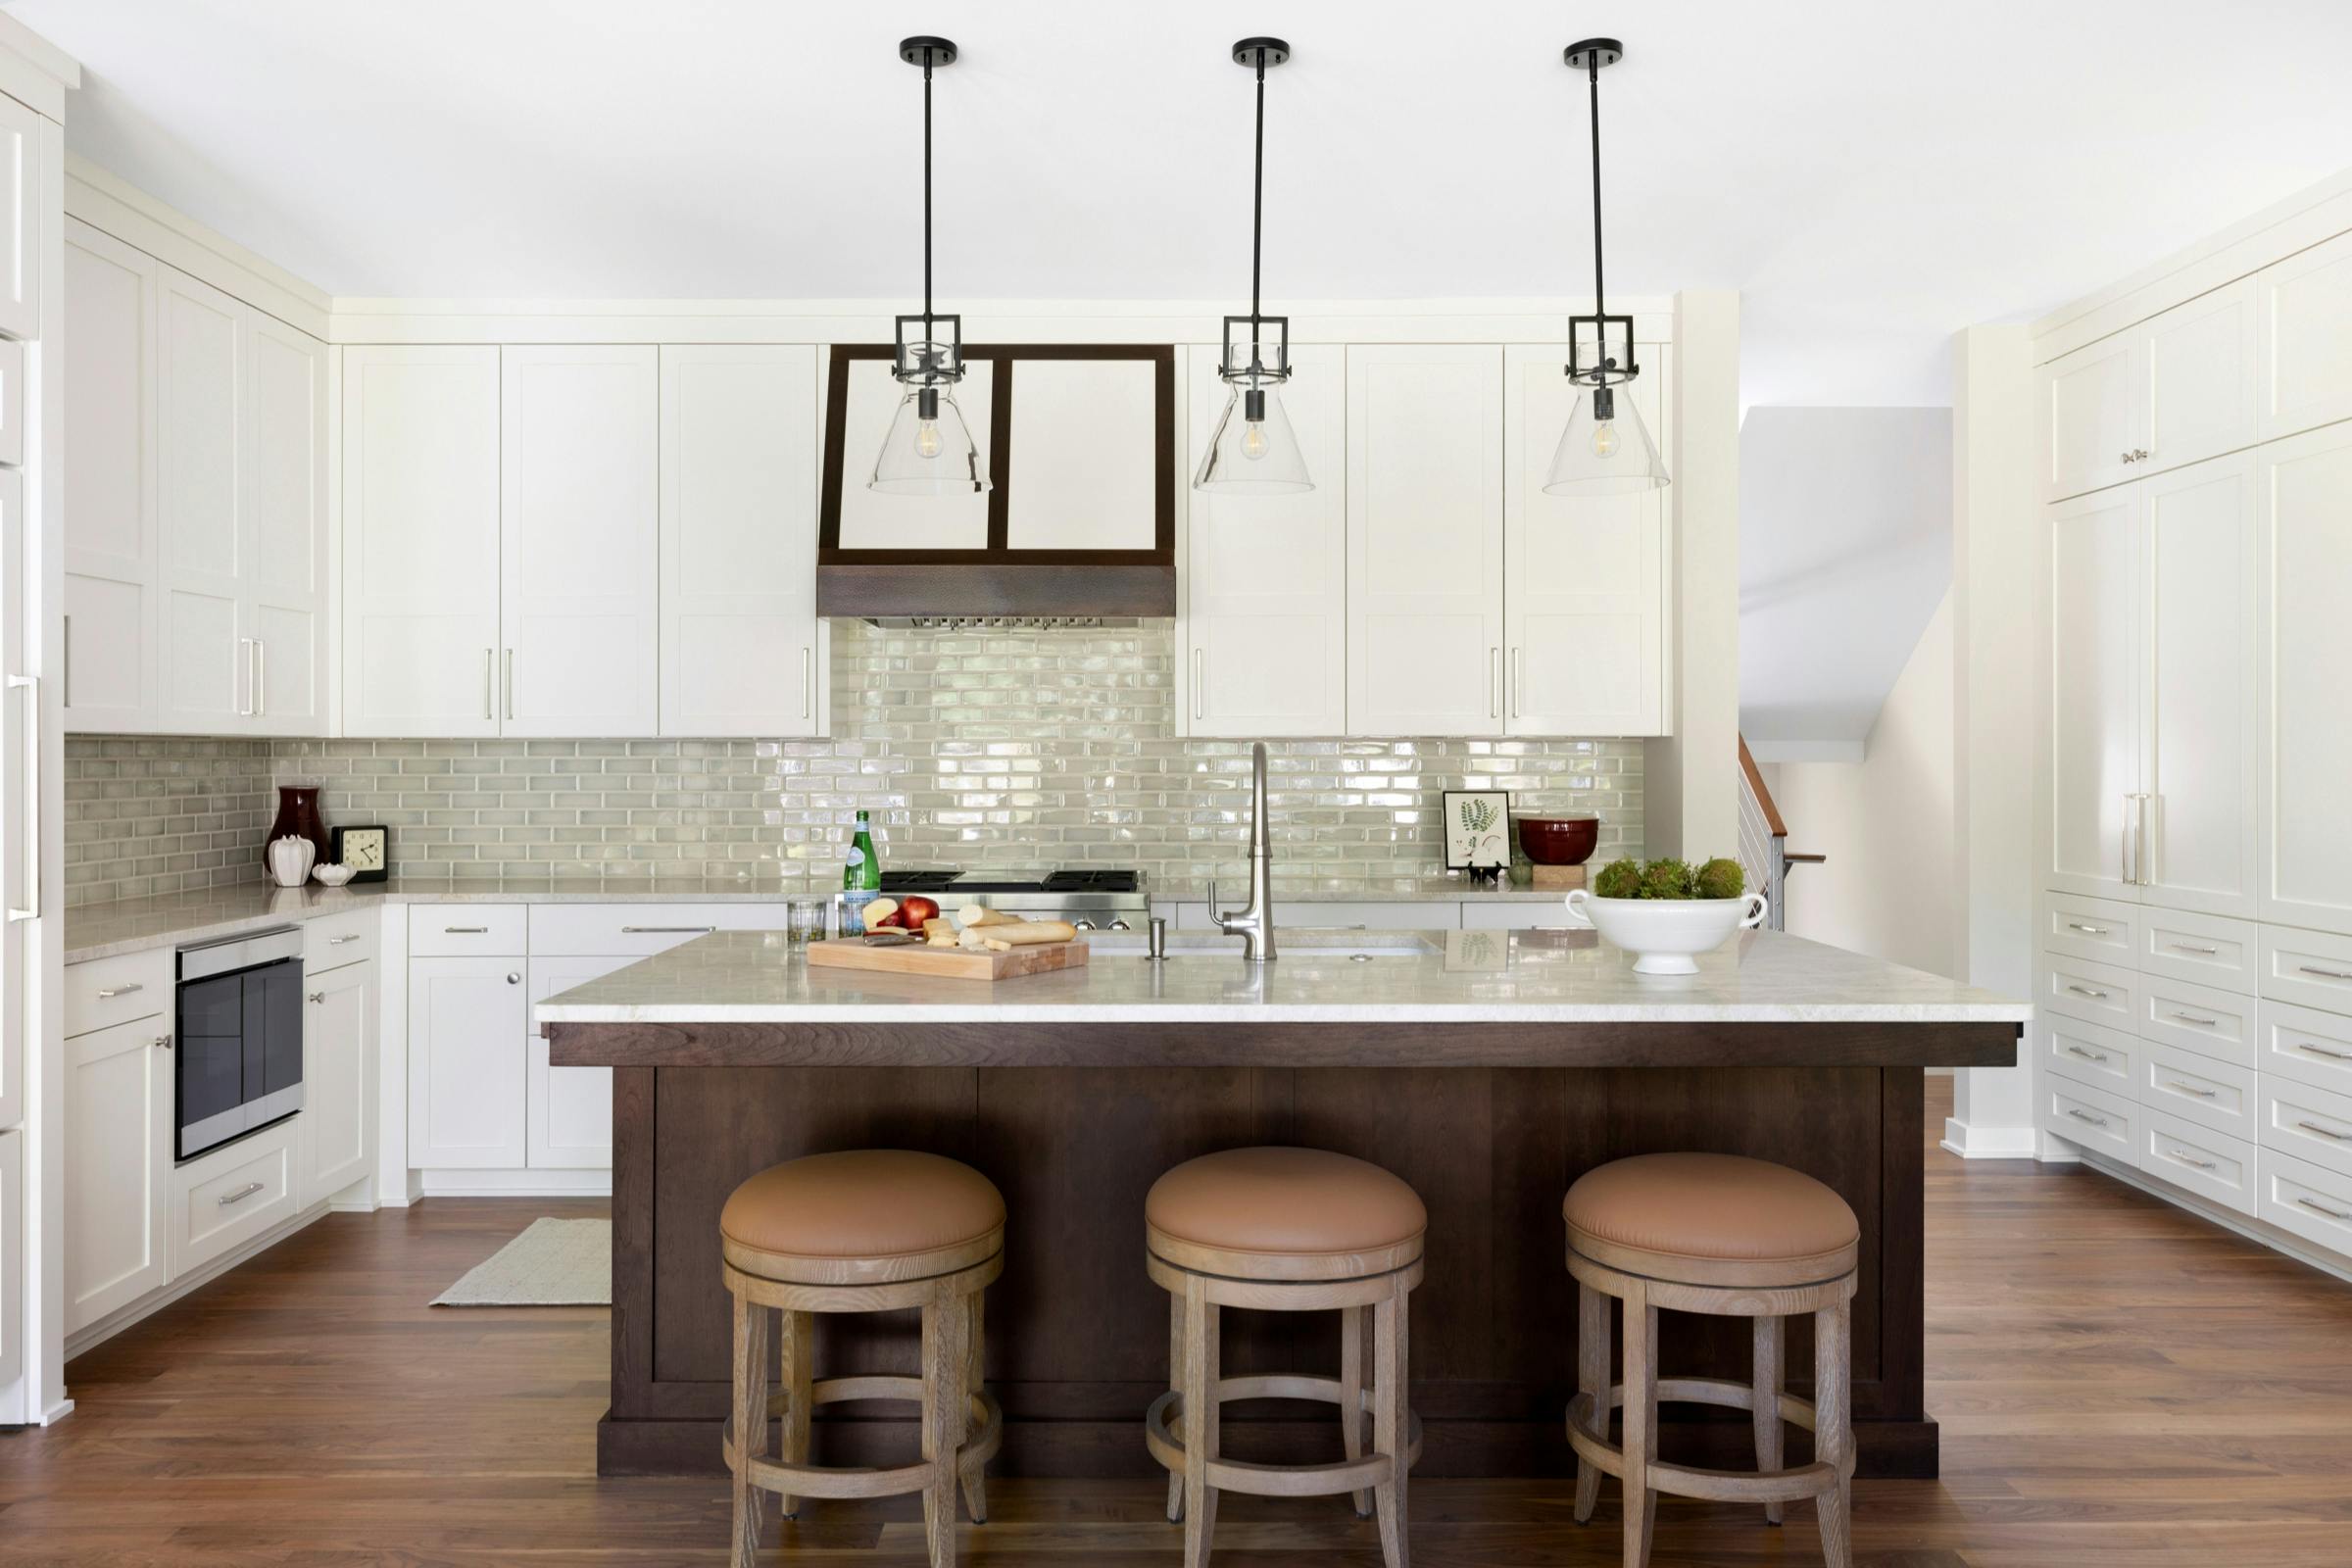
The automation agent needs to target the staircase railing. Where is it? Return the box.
[1737,736,1823,931]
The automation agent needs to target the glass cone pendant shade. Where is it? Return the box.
[1544,387,1668,496]
[871,387,991,496]
[1195,383,1311,494]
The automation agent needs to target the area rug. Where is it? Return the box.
[431,1217,611,1306]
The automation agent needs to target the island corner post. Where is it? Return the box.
[550,1014,2020,1483]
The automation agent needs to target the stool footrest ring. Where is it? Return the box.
[1565,1382,1853,1506]
[723,1376,1003,1503]
[1145,1377,1423,1500]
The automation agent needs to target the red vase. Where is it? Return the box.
[266,784,330,871]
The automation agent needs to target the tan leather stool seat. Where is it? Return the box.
[1148,1146,1427,1281]
[1564,1152,1859,1287]
[722,1150,1004,1285]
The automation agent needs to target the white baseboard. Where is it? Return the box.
[418,1167,612,1199]
[64,1199,334,1363]
[41,1398,75,1426]
[1939,1117,2039,1159]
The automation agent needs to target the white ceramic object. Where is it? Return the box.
[268,835,317,889]
[1564,890,1771,975]
[312,862,356,887]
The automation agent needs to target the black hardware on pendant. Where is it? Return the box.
[1562,37,1638,392]
[895,36,964,389]
[1220,36,1293,386]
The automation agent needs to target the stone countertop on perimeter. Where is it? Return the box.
[536,926,2034,1029]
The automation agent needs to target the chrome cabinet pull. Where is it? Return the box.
[506,971,521,985]
[620,925,715,935]
[2298,964,2352,981]
[2169,942,2219,956]
[2296,1043,2352,1062]
[2133,793,2152,885]
[307,991,325,1004]
[2163,1081,2218,1099]
[255,638,267,718]
[153,1033,172,1052]
[2165,1149,2216,1171]
[1510,646,1525,720]
[483,648,495,720]
[2065,1045,2109,1063]
[2068,922,2110,936]
[329,934,360,945]
[2170,1010,2220,1027]
[235,636,254,716]
[62,613,70,708]
[1192,648,1204,720]
[801,645,813,720]
[2066,984,2111,1001]
[96,982,144,999]
[218,1181,266,1207]
[504,648,514,720]
[1489,647,1501,719]
[2065,1108,2109,1128]
[444,925,490,934]
[2297,1197,2352,1221]
[2295,1121,2352,1143]
[6,672,36,921]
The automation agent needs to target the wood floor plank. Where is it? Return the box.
[3,1077,2348,1564]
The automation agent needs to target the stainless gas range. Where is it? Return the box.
[877,869,1150,932]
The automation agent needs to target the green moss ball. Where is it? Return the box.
[1695,858,1745,900]
[1592,858,1642,900]
[1640,858,1697,900]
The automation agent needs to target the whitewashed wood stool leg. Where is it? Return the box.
[1573,1279,1608,1525]
[729,1290,769,1568]
[1180,1274,1220,1568]
[959,1290,989,1525]
[1620,1279,1657,1568]
[919,1295,969,1568]
[1815,1295,1854,1568]
[1165,1291,1187,1523]
[1372,1283,1410,1568]
[776,1308,811,1520]
[1342,1301,1374,1518]
[1753,1313,1785,1526]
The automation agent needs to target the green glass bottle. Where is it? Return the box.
[844,809,881,893]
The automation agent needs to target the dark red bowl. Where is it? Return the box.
[1516,815,1600,865]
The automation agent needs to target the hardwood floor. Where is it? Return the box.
[5,1077,2350,1565]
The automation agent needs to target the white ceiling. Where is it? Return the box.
[13,0,2352,406]
[1739,408,1951,760]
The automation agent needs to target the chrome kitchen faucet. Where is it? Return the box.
[1216,742,1277,962]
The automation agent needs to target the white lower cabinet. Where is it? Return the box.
[408,956,528,1169]
[65,1013,172,1332]
[304,957,375,1200]
[2137,1106,2257,1217]
[525,955,636,1169]
[0,1129,21,1393]
[2260,1147,2352,1254]
[172,1117,298,1276]
[2042,1072,2137,1165]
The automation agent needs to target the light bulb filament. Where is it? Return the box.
[1591,418,1618,459]
[1242,420,1269,461]
[915,418,942,460]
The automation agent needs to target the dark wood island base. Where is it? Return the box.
[552,1017,2019,1483]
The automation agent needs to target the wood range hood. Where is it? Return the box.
[816,342,1177,621]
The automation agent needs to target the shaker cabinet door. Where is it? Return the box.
[304,958,375,1201]
[1346,345,1504,737]
[407,957,528,1169]
[65,1015,172,1332]
[155,268,246,733]
[240,312,328,737]
[62,220,159,732]
[2257,227,2352,442]
[2142,279,2256,478]
[1184,343,1348,737]
[2258,421,2352,935]
[2039,331,2142,503]
[2043,485,2141,902]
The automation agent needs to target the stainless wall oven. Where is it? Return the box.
[175,927,304,1161]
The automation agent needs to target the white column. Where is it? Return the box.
[1644,290,1740,859]
[1946,324,2038,1157]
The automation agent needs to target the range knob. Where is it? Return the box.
[1107,919,1132,932]
[1071,919,1098,932]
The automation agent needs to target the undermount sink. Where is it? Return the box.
[1092,930,1437,960]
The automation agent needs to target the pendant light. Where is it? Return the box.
[871,36,990,496]
[1195,37,1312,495]
[1544,38,1669,496]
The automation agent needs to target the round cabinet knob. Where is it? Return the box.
[153,1034,172,1051]
[307,991,325,1004]
[1107,919,1132,932]
[507,972,521,985]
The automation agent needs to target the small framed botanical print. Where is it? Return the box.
[1442,790,1511,872]
[329,824,391,883]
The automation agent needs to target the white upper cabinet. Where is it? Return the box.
[2043,485,2140,901]
[1183,343,1347,738]
[2138,454,2256,918]
[240,312,328,735]
[0,92,38,342]
[155,268,244,732]
[659,344,822,737]
[2258,421,2352,935]
[342,345,503,737]
[1347,345,1504,737]
[1502,344,1669,737]
[2038,278,2257,503]
[501,346,660,736]
[62,220,158,731]
[2257,228,2352,442]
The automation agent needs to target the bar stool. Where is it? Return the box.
[1563,1152,1859,1568]
[720,1150,1004,1568]
[1145,1147,1426,1568]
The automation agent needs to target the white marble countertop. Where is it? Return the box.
[535,927,2034,1026]
[1152,876,1571,905]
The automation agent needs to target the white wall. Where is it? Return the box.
[1773,590,1960,980]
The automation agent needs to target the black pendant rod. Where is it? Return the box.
[1586,51,1605,339]
[922,48,934,335]
[1250,44,1266,334]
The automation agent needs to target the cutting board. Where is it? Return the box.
[807,936,1090,982]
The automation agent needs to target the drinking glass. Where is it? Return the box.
[784,897,828,949]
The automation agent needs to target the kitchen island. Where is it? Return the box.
[540,927,2027,1482]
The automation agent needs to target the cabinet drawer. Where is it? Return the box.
[2136,908,2257,995]
[2259,1074,2352,1181]
[303,907,378,973]
[2043,1074,2135,1164]
[527,902,784,956]
[1462,901,1583,931]
[2259,925,2352,1014]
[2135,975,2254,1069]
[2258,1001,2352,1099]
[2259,1147,2352,1259]
[2137,1108,2258,1216]
[409,905,526,956]
[2042,1015,2137,1097]
[2041,894,2136,967]
[2135,1040,2255,1140]
[172,1120,298,1276]
[65,950,172,1038]
[1278,902,1460,931]
[2038,954,2135,1032]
